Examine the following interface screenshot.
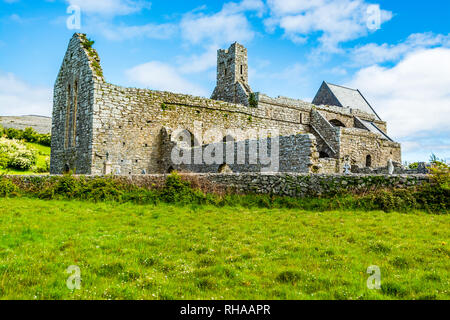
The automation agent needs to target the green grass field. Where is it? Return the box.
[0,142,50,175]
[0,198,448,300]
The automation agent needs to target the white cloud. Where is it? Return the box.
[125,62,208,97]
[0,72,52,117]
[266,0,392,50]
[178,0,263,74]
[351,32,450,66]
[177,45,218,74]
[347,48,450,140]
[97,21,177,40]
[180,2,261,46]
[67,0,151,16]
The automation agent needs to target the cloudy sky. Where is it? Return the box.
[0,0,449,162]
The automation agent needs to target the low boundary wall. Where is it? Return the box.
[6,173,429,198]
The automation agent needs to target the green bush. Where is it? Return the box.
[4,127,50,147]
[33,158,50,173]
[160,172,207,204]
[0,177,19,197]
[38,134,51,147]
[429,162,449,191]
[408,162,419,169]
[248,93,258,108]
[0,153,9,169]
[0,138,37,170]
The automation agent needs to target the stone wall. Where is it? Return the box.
[91,83,313,175]
[318,158,338,174]
[310,109,340,156]
[339,128,401,170]
[202,173,427,197]
[50,33,103,175]
[164,133,318,174]
[7,173,428,198]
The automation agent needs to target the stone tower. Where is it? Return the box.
[211,42,253,106]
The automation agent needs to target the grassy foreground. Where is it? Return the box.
[0,198,448,300]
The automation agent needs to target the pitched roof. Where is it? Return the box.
[325,82,381,120]
[359,118,393,141]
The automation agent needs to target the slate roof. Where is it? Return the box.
[359,118,393,141]
[325,82,382,121]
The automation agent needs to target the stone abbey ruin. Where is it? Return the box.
[50,33,401,175]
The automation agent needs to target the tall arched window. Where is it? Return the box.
[64,84,71,149]
[71,81,78,147]
[366,155,372,168]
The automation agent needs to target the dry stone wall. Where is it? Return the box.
[8,174,428,198]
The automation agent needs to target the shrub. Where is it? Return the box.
[37,134,51,147]
[429,162,449,191]
[5,128,22,140]
[34,158,50,173]
[408,162,419,169]
[80,177,124,201]
[0,153,8,169]
[82,38,95,50]
[160,172,207,204]
[4,127,50,147]
[0,138,37,170]
[248,93,258,108]
[0,177,19,197]
[22,127,39,143]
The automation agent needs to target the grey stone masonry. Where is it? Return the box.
[163,133,319,174]
[50,33,104,175]
[211,42,253,106]
[7,173,428,198]
[50,34,401,175]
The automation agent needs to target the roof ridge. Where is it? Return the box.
[325,81,358,91]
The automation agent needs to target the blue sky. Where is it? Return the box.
[0,0,449,162]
